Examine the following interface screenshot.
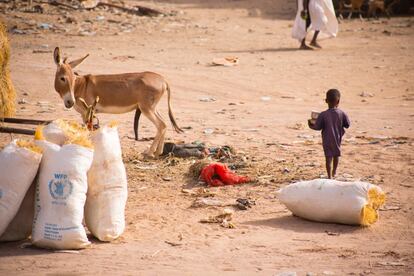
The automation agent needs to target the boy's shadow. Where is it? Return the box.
[217,47,300,54]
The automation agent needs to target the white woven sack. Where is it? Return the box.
[85,125,127,241]
[278,179,385,226]
[0,181,35,242]
[32,141,93,249]
[0,140,42,236]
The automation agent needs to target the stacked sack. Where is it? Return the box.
[277,179,386,226]
[0,140,42,241]
[85,123,128,241]
[0,119,128,249]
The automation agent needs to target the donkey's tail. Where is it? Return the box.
[166,82,183,133]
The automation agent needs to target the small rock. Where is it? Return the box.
[18,99,27,104]
[261,96,271,101]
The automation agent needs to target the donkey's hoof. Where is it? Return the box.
[142,150,155,160]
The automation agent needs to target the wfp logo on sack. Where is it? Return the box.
[48,173,73,200]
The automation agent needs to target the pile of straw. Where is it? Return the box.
[0,21,16,118]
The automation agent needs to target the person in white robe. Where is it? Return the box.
[292,0,338,49]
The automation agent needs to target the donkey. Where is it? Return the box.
[52,47,183,157]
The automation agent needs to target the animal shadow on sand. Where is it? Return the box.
[244,215,363,235]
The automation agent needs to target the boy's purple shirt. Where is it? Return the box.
[312,107,350,157]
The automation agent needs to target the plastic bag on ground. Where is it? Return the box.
[0,140,42,236]
[0,181,35,242]
[32,140,93,249]
[85,124,128,241]
[277,179,386,226]
[200,162,250,186]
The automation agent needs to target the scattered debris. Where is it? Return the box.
[38,23,52,30]
[182,188,216,197]
[135,164,158,170]
[164,240,182,247]
[200,208,235,228]
[33,49,52,54]
[236,198,256,210]
[199,96,216,102]
[288,123,305,130]
[260,96,271,102]
[377,261,405,267]
[211,57,239,67]
[203,128,214,135]
[360,91,375,97]
[325,230,340,236]
[276,271,297,276]
[191,198,229,208]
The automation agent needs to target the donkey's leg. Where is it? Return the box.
[154,110,167,156]
[134,108,141,141]
[141,108,167,157]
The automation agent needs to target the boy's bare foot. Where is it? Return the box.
[310,41,322,48]
[300,44,313,50]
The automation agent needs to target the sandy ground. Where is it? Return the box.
[0,0,413,275]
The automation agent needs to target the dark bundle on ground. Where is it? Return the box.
[0,21,16,118]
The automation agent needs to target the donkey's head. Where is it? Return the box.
[53,47,89,108]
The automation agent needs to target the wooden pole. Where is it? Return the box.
[0,127,35,135]
[1,117,51,125]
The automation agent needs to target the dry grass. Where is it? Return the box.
[0,21,16,118]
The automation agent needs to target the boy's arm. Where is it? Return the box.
[308,114,323,130]
[343,113,350,129]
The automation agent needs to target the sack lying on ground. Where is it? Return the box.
[0,140,42,236]
[0,181,35,242]
[85,124,128,241]
[38,119,89,146]
[277,179,386,226]
[32,140,93,249]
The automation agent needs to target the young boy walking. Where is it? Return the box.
[308,89,350,179]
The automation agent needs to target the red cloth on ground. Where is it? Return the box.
[200,163,250,186]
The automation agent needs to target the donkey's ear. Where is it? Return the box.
[53,47,61,65]
[69,54,89,69]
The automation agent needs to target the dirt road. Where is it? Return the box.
[0,0,413,275]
